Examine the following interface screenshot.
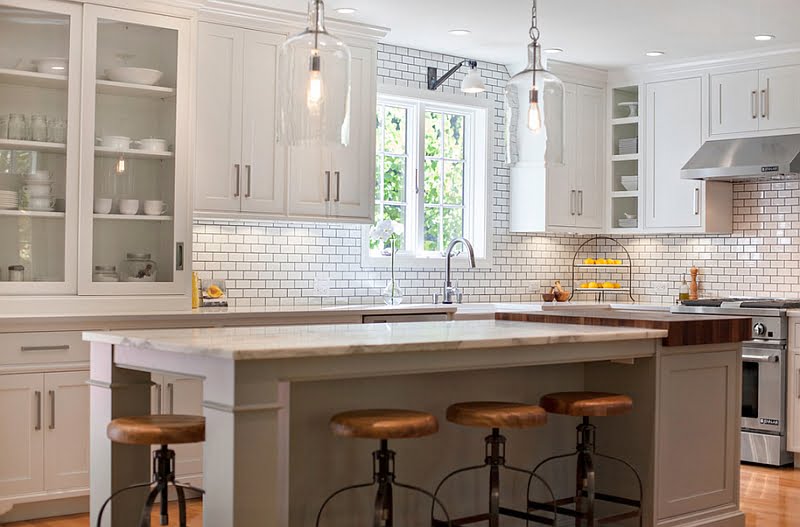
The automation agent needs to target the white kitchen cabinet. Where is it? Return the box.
[0,373,44,497]
[151,374,203,481]
[789,350,800,453]
[645,77,732,232]
[44,371,89,491]
[541,83,604,231]
[194,23,286,216]
[78,4,191,297]
[711,65,800,136]
[287,45,376,222]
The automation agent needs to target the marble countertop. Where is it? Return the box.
[84,319,668,361]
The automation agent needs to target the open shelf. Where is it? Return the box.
[612,154,639,162]
[0,138,66,154]
[94,146,173,160]
[0,209,65,219]
[611,117,639,126]
[574,264,628,269]
[94,214,173,222]
[0,68,67,90]
[574,288,631,293]
[96,79,175,98]
[612,191,639,198]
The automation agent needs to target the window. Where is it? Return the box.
[367,88,490,266]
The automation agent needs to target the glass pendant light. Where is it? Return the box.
[278,0,352,147]
[504,0,564,167]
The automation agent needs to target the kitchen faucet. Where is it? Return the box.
[434,237,476,304]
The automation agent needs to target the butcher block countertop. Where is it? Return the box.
[495,308,753,347]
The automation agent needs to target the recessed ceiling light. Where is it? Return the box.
[335,7,357,14]
[645,50,665,57]
[754,34,775,41]
[543,47,564,54]
[448,29,471,36]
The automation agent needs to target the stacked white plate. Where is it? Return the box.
[620,176,638,191]
[618,137,638,155]
[19,175,55,212]
[0,190,18,210]
[618,218,638,228]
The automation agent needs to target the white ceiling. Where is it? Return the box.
[245,0,800,70]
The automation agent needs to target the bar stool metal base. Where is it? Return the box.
[431,428,557,527]
[316,439,451,527]
[95,445,205,527]
[529,418,643,526]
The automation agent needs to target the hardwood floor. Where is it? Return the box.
[5,465,800,526]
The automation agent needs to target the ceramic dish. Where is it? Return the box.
[106,67,163,86]
[34,58,68,75]
[97,135,132,149]
[136,138,168,152]
[618,102,639,117]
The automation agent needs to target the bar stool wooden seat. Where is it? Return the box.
[532,392,643,527]
[316,409,451,527]
[96,415,206,527]
[432,402,556,527]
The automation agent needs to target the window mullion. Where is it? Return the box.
[415,101,425,256]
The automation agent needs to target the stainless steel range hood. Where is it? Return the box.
[681,134,800,181]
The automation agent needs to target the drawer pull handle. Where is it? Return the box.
[167,383,174,414]
[34,390,41,431]
[21,345,70,353]
[155,383,162,415]
[48,390,55,430]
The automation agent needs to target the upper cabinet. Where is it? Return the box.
[194,23,286,216]
[0,0,82,294]
[78,5,191,296]
[512,82,605,233]
[195,22,378,224]
[711,65,800,136]
[645,77,731,233]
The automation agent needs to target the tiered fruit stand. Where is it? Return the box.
[570,236,635,302]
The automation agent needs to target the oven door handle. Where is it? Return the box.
[742,354,779,363]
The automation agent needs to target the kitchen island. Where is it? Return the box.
[85,315,747,527]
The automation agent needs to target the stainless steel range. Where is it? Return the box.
[673,298,800,466]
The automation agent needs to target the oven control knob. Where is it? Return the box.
[753,323,767,337]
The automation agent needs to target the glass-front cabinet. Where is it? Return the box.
[79,5,190,295]
[0,0,81,294]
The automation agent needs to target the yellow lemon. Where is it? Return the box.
[602,282,615,289]
[587,281,599,289]
[596,258,607,265]
[614,283,622,289]
[579,283,590,289]
[583,258,595,265]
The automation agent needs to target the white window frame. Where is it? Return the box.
[362,84,492,269]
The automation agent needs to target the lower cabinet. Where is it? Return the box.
[0,370,89,499]
[151,374,204,482]
[788,350,800,453]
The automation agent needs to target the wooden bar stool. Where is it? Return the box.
[316,409,451,527]
[532,392,643,527]
[96,415,206,527]
[431,402,557,527]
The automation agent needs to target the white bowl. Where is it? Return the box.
[34,58,68,75]
[620,181,638,191]
[106,67,163,86]
[136,138,168,152]
[97,135,132,149]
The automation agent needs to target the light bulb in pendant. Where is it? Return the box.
[115,155,127,175]
[306,51,323,112]
[527,87,542,132]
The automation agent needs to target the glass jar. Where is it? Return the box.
[8,265,24,281]
[30,114,47,142]
[0,115,8,139]
[93,265,119,282]
[47,117,66,144]
[7,114,26,140]
[122,253,157,282]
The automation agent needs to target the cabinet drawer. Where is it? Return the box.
[0,332,89,366]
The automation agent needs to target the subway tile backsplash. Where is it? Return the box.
[193,44,799,307]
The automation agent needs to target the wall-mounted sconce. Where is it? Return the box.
[427,60,486,94]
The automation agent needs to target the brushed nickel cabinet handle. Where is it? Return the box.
[694,188,700,215]
[154,383,162,414]
[233,164,241,197]
[761,89,767,119]
[245,164,252,198]
[324,171,331,202]
[751,90,758,119]
[765,79,770,119]
[578,190,584,216]
[167,383,174,414]
[718,83,722,124]
[570,190,576,215]
[34,390,41,431]
[48,390,55,430]
[334,171,341,202]
[176,242,184,271]
[21,345,69,353]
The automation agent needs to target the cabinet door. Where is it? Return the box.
[710,70,759,135]
[789,352,800,453]
[240,29,286,215]
[574,85,604,229]
[44,371,89,491]
[0,373,43,497]
[194,23,244,213]
[79,5,191,296]
[760,65,800,131]
[645,77,703,229]
[163,376,204,479]
[287,147,329,217]
[328,45,376,221]
[546,83,577,228]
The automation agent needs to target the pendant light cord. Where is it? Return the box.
[529,0,539,89]
[313,0,321,49]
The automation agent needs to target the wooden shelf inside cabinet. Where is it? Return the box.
[0,209,65,219]
[0,68,67,89]
[94,147,173,160]
[612,154,639,162]
[96,79,176,98]
[611,117,639,126]
[94,214,173,222]
[0,138,66,153]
